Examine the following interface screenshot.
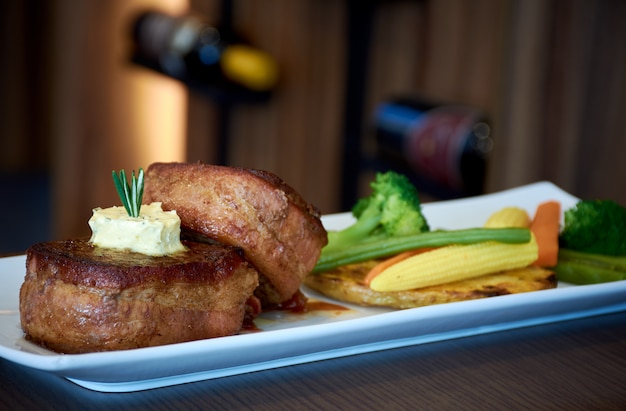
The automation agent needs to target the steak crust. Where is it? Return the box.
[304,260,557,309]
[143,162,328,305]
[19,239,259,353]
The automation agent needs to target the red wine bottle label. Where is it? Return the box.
[405,106,480,192]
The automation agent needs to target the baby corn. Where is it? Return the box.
[484,207,530,228]
[369,236,538,292]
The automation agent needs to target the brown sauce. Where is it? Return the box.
[241,320,262,332]
[243,292,351,333]
[304,300,349,313]
[269,290,309,312]
[266,290,349,314]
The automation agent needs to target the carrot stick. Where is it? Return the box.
[529,200,561,267]
[364,248,434,286]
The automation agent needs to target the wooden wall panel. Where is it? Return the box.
[489,0,553,191]
[3,0,626,243]
[542,0,598,191]
[226,0,346,213]
[0,1,30,171]
[49,0,190,239]
[0,1,53,172]
[185,0,222,165]
[568,0,626,201]
[365,1,425,148]
[495,0,626,202]
[362,0,509,200]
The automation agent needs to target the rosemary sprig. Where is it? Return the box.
[112,168,144,217]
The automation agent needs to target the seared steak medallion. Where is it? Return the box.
[20,239,259,353]
[144,162,328,305]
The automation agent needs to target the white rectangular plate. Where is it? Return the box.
[1,181,626,392]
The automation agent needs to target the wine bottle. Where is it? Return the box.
[374,97,493,198]
[130,11,279,102]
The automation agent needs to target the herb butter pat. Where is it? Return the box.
[89,202,186,256]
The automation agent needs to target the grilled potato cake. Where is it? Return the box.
[304,260,557,309]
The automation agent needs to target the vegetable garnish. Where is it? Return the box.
[324,171,430,254]
[554,249,626,284]
[368,237,539,292]
[112,168,145,218]
[364,249,432,286]
[484,207,530,228]
[363,205,539,290]
[312,227,531,273]
[559,199,626,256]
[529,201,561,267]
[554,199,626,284]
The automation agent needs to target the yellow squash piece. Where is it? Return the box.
[484,206,530,228]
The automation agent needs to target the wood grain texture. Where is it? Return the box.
[225,0,346,214]
[2,0,626,240]
[47,0,190,239]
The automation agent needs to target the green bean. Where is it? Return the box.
[554,248,626,284]
[313,228,531,273]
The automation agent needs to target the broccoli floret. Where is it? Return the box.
[326,171,429,250]
[559,199,626,256]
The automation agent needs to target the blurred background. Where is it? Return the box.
[0,0,625,254]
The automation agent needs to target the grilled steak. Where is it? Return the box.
[143,162,328,305]
[304,261,557,309]
[20,239,259,354]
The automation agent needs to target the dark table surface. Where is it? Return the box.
[1,309,625,411]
